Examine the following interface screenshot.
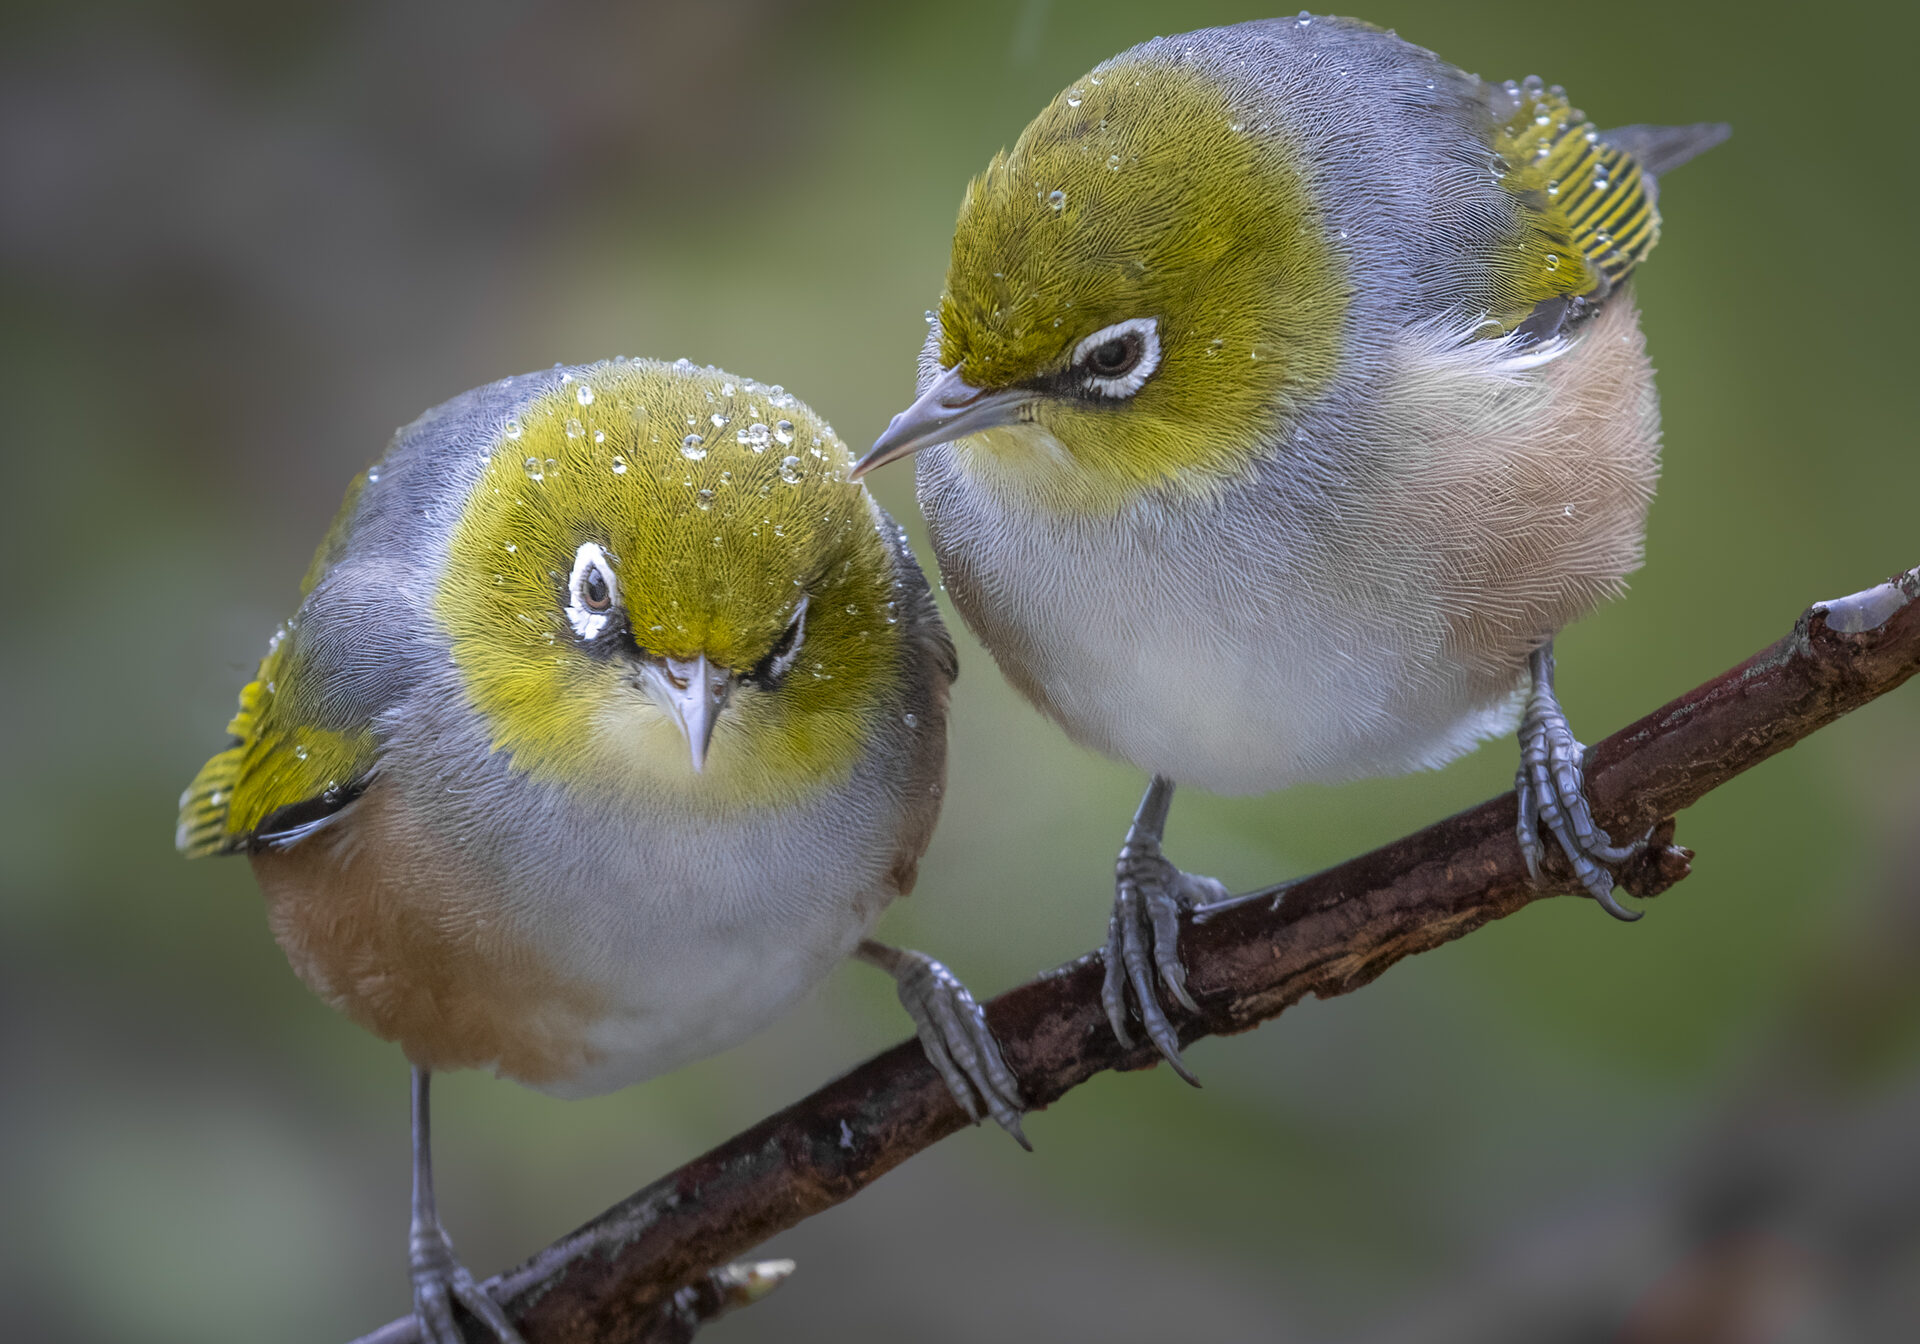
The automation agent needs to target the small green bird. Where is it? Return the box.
[179,359,1022,1344]
[856,15,1726,1077]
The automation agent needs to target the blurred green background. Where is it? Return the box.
[3,1,1917,1340]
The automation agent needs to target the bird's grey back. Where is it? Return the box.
[282,370,564,737]
[1125,17,1527,340]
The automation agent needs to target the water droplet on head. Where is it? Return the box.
[710,412,730,429]
[365,466,381,482]
[695,488,714,511]
[565,417,583,438]
[1295,10,1312,25]
[1066,88,1083,107]
[593,429,605,443]
[773,420,795,445]
[1107,153,1122,170]
[739,422,771,450]
[1544,253,1561,270]
[576,384,594,406]
[902,712,918,728]
[779,455,803,484]
[1047,188,1066,212]
[721,381,735,396]
[611,455,628,474]
[504,418,524,440]
[681,435,707,460]
[523,456,544,481]
[293,745,309,761]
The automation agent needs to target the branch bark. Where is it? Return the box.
[353,565,1920,1344]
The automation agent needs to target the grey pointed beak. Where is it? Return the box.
[643,653,733,772]
[852,365,1030,479]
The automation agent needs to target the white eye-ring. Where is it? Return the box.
[1072,317,1162,398]
[566,542,619,640]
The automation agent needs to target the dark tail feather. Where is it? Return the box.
[1600,121,1732,177]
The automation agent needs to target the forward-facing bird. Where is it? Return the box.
[857,14,1726,1078]
[179,358,1022,1344]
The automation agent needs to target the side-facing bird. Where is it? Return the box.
[856,14,1727,1078]
[178,358,1023,1344]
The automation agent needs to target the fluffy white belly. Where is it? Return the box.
[512,800,894,1099]
[928,494,1519,794]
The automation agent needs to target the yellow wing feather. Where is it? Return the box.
[1486,77,1661,333]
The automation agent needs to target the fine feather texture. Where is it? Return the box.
[920,295,1658,793]
[913,15,1713,794]
[181,361,957,1092]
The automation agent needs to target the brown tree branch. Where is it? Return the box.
[353,565,1920,1344]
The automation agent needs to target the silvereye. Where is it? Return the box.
[178,359,1023,1344]
[857,15,1727,1077]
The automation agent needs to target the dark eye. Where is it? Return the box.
[747,595,810,688]
[1086,335,1140,377]
[1071,317,1162,398]
[581,566,612,611]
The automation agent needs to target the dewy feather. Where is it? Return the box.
[179,357,964,1096]
[882,8,1721,1104]
[179,358,1017,1344]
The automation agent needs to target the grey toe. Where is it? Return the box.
[874,943,1029,1148]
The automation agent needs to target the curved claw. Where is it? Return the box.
[1102,902,1136,1049]
[1516,645,1646,920]
[871,943,1029,1149]
[1105,844,1220,1087]
[1515,763,1546,886]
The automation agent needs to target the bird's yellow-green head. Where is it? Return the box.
[856,53,1348,513]
[440,360,905,809]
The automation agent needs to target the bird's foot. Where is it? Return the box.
[1515,646,1648,922]
[1104,839,1229,1085]
[866,942,1028,1149]
[410,1220,524,1344]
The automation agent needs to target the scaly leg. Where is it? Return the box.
[1515,642,1646,921]
[1103,776,1229,1085]
[408,1068,525,1344]
[857,941,1028,1149]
